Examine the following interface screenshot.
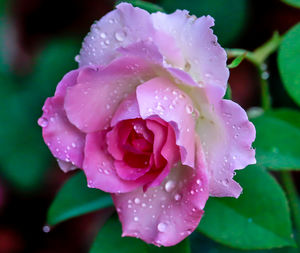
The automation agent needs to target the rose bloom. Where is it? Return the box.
[38,3,255,247]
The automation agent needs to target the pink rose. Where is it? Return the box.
[38,3,255,246]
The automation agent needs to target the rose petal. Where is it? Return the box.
[39,96,85,171]
[146,119,167,168]
[136,76,196,167]
[118,40,163,65]
[114,155,153,181]
[79,3,155,67]
[83,131,143,193]
[54,69,80,98]
[64,55,157,133]
[112,139,208,247]
[151,10,229,96]
[196,99,256,198]
[110,93,141,126]
[106,121,133,160]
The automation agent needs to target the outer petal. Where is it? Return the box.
[78,3,155,67]
[112,140,208,247]
[38,70,85,171]
[83,131,143,193]
[64,55,157,133]
[196,99,256,198]
[136,77,196,167]
[151,10,229,96]
[54,69,80,98]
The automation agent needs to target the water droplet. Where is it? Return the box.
[75,55,80,62]
[134,198,141,204]
[88,180,94,187]
[190,190,195,195]
[43,225,51,233]
[38,117,48,128]
[71,142,76,148]
[104,40,110,45]
[261,71,269,80]
[157,222,167,232]
[142,203,147,207]
[104,169,109,175]
[165,180,176,192]
[116,207,122,212]
[196,179,201,186]
[100,32,106,39]
[174,193,182,201]
[185,104,193,114]
[115,31,126,42]
[134,216,139,222]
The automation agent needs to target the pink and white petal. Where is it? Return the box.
[152,30,185,67]
[137,77,196,167]
[114,157,152,181]
[79,3,155,67]
[54,69,80,98]
[111,94,141,126]
[39,96,85,170]
[112,141,209,247]
[148,124,180,189]
[151,10,229,94]
[64,55,157,133]
[196,99,256,198]
[106,121,133,160]
[83,131,142,193]
[146,119,167,168]
[118,40,163,65]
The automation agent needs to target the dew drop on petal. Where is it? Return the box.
[134,216,139,222]
[115,31,126,42]
[164,180,176,192]
[100,32,106,39]
[174,193,182,201]
[185,104,193,114]
[134,198,141,204]
[157,222,167,232]
[38,117,48,128]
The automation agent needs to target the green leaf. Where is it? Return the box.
[278,23,300,106]
[264,108,300,129]
[47,171,113,226]
[116,0,165,13]
[90,215,190,253]
[190,232,297,253]
[158,0,249,46]
[224,84,232,100]
[281,0,300,8]
[197,165,295,249]
[227,53,247,69]
[252,112,300,170]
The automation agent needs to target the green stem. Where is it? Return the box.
[226,32,281,111]
[281,171,300,247]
